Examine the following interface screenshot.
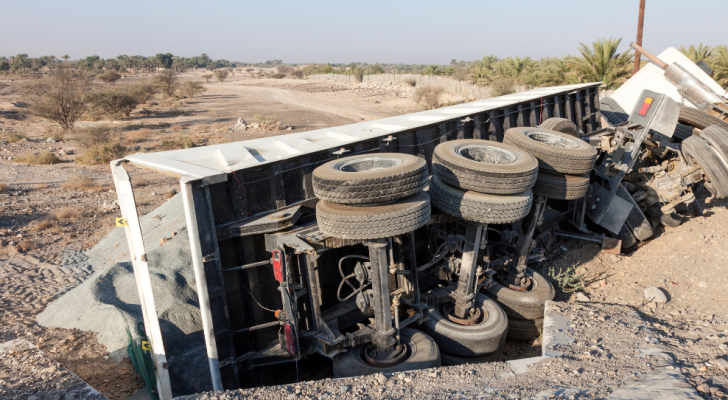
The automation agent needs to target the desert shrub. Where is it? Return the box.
[352,69,364,83]
[85,89,139,117]
[404,77,417,87]
[214,70,229,83]
[413,86,444,109]
[288,70,304,79]
[0,132,26,143]
[489,78,516,97]
[271,73,286,79]
[0,183,7,192]
[97,71,122,85]
[15,240,36,253]
[31,220,56,232]
[61,174,100,191]
[124,128,152,143]
[124,81,157,104]
[153,70,178,98]
[245,68,254,73]
[13,151,61,165]
[191,124,209,133]
[253,114,281,130]
[22,66,94,131]
[201,74,213,83]
[76,142,127,165]
[180,80,206,98]
[160,136,196,150]
[71,125,122,149]
[163,188,177,199]
[277,65,292,74]
[53,207,84,220]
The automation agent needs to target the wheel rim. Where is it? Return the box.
[526,130,579,149]
[455,144,516,164]
[335,156,402,172]
[441,302,484,326]
[361,343,409,367]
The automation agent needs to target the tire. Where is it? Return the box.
[615,185,653,241]
[615,224,638,250]
[312,153,428,204]
[503,127,598,175]
[316,192,430,240]
[679,107,728,133]
[682,136,728,199]
[507,318,543,341]
[429,175,532,224]
[646,205,684,228]
[419,294,508,357]
[672,124,699,141]
[432,140,538,195]
[539,118,578,137]
[699,125,728,167]
[332,328,440,378]
[440,344,504,366]
[482,268,554,321]
[600,97,629,126]
[532,172,589,200]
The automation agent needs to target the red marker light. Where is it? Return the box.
[283,323,298,355]
[638,97,653,116]
[272,249,283,282]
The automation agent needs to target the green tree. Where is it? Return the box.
[570,37,633,89]
[369,63,383,74]
[679,44,712,63]
[498,56,536,84]
[62,54,70,63]
[423,65,440,75]
[180,80,207,98]
[214,69,229,83]
[153,70,178,98]
[709,45,728,87]
[22,66,94,131]
[155,53,174,69]
[470,56,499,85]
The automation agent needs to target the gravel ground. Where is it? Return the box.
[0,339,107,400]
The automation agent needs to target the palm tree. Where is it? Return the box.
[499,56,536,84]
[423,65,440,75]
[62,54,70,63]
[570,37,633,90]
[470,55,499,85]
[710,45,728,87]
[679,44,712,63]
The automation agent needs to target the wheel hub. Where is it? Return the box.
[363,343,408,367]
[456,144,516,164]
[527,130,578,149]
[442,303,482,326]
[336,157,402,172]
[496,269,533,291]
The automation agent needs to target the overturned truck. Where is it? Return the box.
[111,68,728,397]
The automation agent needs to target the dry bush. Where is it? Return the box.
[160,136,196,150]
[180,80,206,98]
[15,240,36,253]
[22,66,94,131]
[0,183,7,192]
[404,77,417,87]
[53,207,84,220]
[413,86,444,109]
[191,124,209,133]
[124,128,153,143]
[14,151,61,165]
[214,70,229,83]
[0,132,26,143]
[124,81,157,104]
[61,174,101,191]
[153,70,178,98]
[201,74,213,83]
[245,68,254,73]
[31,220,55,232]
[352,70,364,83]
[271,73,286,79]
[288,70,304,79]
[209,123,223,131]
[277,65,292,74]
[253,114,281,131]
[489,78,516,97]
[76,143,127,165]
[71,125,122,149]
[97,71,122,85]
[163,188,177,199]
[85,89,139,118]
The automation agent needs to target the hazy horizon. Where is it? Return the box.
[2,0,726,64]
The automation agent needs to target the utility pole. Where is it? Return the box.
[633,0,646,75]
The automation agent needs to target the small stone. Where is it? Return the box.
[711,358,728,371]
[697,383,710,393]
[575,292,590,302]
[376,373,387,385]
[340,385,351,394]
[47,137,56,143]
[644,287,668,303]
[699,282,708,288]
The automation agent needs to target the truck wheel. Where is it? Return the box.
[682,136,728,199]
[316,191,430,240]
[429,176,532,224]
[332,328,440,378]
[679,107,728,133]
[538,118,578,137]
[313,153,427,204]
[503,127,598,175]
[672,124,699,141]
[419,294,508,357]
[482,268,555,321]
[532,172,589,200]
[646,205,684,228]
[616,185,653,241]
[615,224,638,250]
[699,125,728,167]
[506,317,543,341]
[440,344,504,366]
[432,140,538,195]
[600,97,629,126]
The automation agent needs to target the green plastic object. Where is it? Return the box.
[126,323,160,400]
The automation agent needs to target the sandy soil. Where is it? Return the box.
[1,71,727,398]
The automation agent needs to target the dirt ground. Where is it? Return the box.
[1,71,727,398]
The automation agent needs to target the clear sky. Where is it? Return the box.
[1,0,726,64]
